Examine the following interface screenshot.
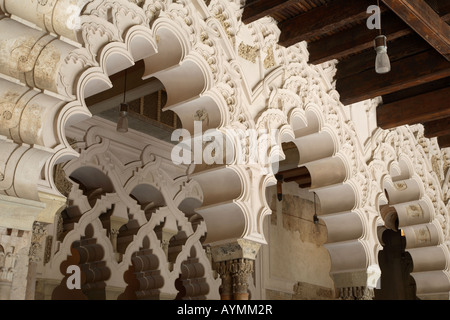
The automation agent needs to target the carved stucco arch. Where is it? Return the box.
[261,58,377,293]
[2,0,449,300]
[47,123,220,298]
[370,127,450,299]
[0,0,259,251]
[67,0,264,251]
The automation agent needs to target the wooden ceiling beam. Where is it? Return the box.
[423,117,450,138]
[376,86,450,129]
[285,176,312,185]
[336,49,450,105]
[425,0,450,16]
[278,0,374,47]
[277,166,312,188]
[382,76,450,104]
[381,0,450,60]
[241,0,293,24]
[308,11,410,65]
[277,166,310,180]
[438,134,450,149]
[309,6,450,65]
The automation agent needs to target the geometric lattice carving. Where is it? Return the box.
[175,247,209,300]
[119,236,163,300]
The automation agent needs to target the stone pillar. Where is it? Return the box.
[0,193,66,300]
[211,239,260,300]
[25,221,48,300]
[216,261,233,300]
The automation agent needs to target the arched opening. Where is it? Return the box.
[69,166,115,207]
[262,141,335,299]
[84,60,181,143]
[129,183,166,220]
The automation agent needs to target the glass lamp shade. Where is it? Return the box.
[116,103,128,132]
[374,35,391,74]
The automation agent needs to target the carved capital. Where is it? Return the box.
[215,258,254,300]
[210,238,261,263]
[216,260,233,300]
[338,286,374,300]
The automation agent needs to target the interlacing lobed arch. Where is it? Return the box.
[46,119,220,299]
[369,126,450,299]
[0,0,449,299]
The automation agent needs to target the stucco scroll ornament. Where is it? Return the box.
[129,0,145,7]
[212,3,237,42]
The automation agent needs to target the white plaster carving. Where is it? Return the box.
[0,0,448,299]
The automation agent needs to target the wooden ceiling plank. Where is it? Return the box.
[376,86,450,129]
[241,0,294,24]
[438,134,450,148]
[382,76,450,104]
[337,49,450,105]
[284,173,311,183]
[308,11,412,65]
[423,117,450,138]
[279,0,374,47]
[278,166,310,180]
[381,0,450,60]
[425,0,450,16]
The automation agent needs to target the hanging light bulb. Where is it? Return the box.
[117,69,129,132]
[116,102,128,132]
[374,35,391,74]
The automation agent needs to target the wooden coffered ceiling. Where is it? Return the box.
[242,0,450,149]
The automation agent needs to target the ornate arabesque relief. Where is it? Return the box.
[0,0,448,299]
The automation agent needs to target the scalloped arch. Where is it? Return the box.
[370,128,450,299]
